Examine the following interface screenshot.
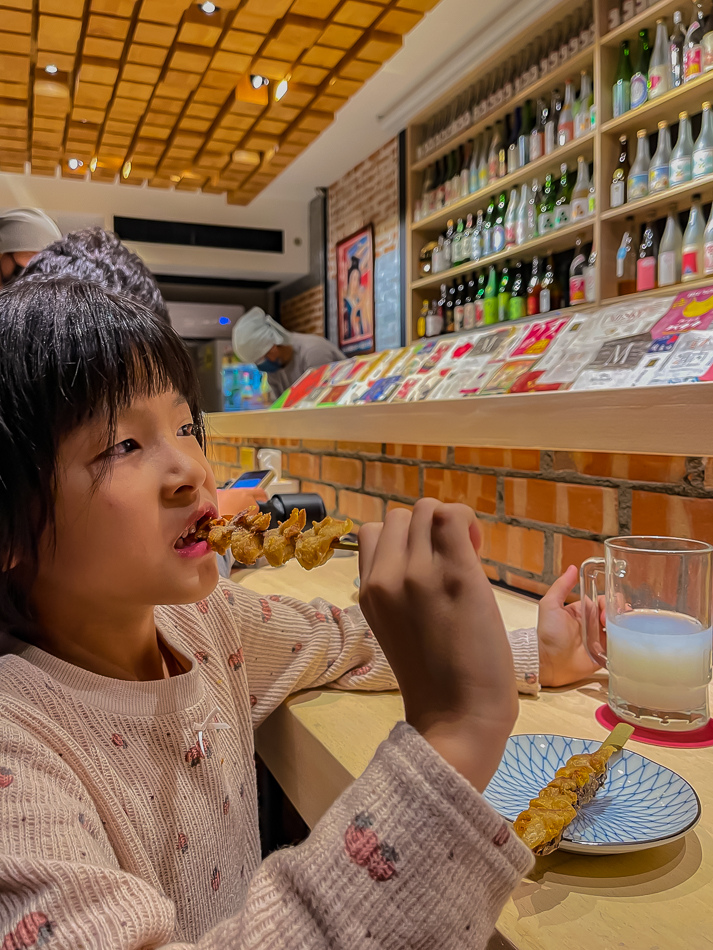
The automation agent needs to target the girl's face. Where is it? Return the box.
[31,390,220,615]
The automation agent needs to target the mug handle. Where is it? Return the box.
[580,556,607,668]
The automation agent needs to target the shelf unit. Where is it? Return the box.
[406,0,713,340]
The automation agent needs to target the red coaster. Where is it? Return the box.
[595,704,713,748]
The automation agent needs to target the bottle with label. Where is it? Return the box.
[636,221,658,291]
[649,120,671,192]
[540,253,562,312]
[497,263,512,322]
[659,208,683,285]
[684,9,703,82]
[616,217,637,294]
[704,203,713,272]
[451,217,466,266]
[538,173,556,233]
[527,256,542,315]
[488,123,502,182]
[445,279,456,332]
[515,182,529,245]
[431,235,444,274]
[505,187,519,248]
[630,28,651,108]
[509,261,526,320]
[670,10,686,88]
[682,194,705,280]
[612,40,632,118]
[483,265,499,324]
[588,175,596,216]
[554,163,573,228]
[648,19,672,98]
[442,219,455,270]
[627,128,650,201]
[463,272,477,329]
[611,135,630,207]
[558,79,575,145]
[569,237,587,303]
[576,70,593,138]
[474,271,487,327]
[492,191,507,252]
[545,90,561,154]
[585,239,597,301]
[469,138,480,194]
[703,4,713,71]
[571,155,591,218]
[507,107,521,174]
[670,111,694,183]
[518,99,532,168]
[482,196,496,256]
[471,210,484,262]
[478,132,490,190]
[527,177,540,240]
[454,275,466,331]
[693,101,713,178]
[417,299,428,338]
[462,213,474,261]
[530,99,546,160]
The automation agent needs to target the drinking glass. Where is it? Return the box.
[581,536,713,731]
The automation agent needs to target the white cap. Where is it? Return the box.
[0,208,62,254]
[232,306,290,364]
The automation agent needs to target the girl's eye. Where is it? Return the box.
[178,422,198,438]
[106,438,140,458]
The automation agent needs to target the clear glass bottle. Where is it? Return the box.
[471,209,484,262]
[545,89,561,154]
[659,208,683,285]
[451,217,466,266]
[585,239,597,301]
[527,177,540,240]
[682,193,705,280]
[505,187,519,248]
[670,10,686,88]
[558,79,575,145]
[488,123,503,181]
[478,133,490,190]
[482,195,495,256]
[530,99,546,160]
[616,216,637,294]
[671,110,694,184]
[630,28,651,109]
[703,3,713,71]
[569,237,587,303]
[704,201,713,272]
[649,120,671,192]
[442,219,455,269]
[468,138,479,194]
[693,100,713,178]
[492,191,508,252]
[636,220,658,291]
[462,212,474,260]
[611,135,630,207]
[648,19,672,97]
[527,256,542,315]
[515,183,529,245]
[684,6,704,82]
[627,128,650,200]
[576,70,593,138]
[571,155,591,218]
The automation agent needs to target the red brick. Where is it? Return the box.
[386,443,448,462]
[364,461,419,498]
[337,490,384,525]
[301,439,336,450]
[480,522,545,574]
[386,500,414,514]
[453,447,540,470]
[504,572,550,597]
[505,478,618,534]
[301,480,337,514]
[285,452,320,480]
[207,441,239,464]
[337,441,382,454]
[554,535,606,575]
[631,491,713,545]
[423,468,497,515]
[482,561,501,581]
[321,455,363,488]
[553,452,687,483]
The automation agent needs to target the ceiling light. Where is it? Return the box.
[67,158,83,170]
[250,74,268,89]
[44,63,58,74]
[122,160,132,179]
[200,0,217,11]
[218,316,230,325]
[89,156,97,172]
[275,79,288,101]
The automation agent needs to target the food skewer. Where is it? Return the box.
[513,723,634,856]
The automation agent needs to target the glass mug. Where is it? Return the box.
[581,537,713,732]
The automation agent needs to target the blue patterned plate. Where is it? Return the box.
[483,735,701,855]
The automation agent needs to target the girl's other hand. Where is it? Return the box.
[537,564,604,687]
[216,487,268,518]
[358,499,518,792]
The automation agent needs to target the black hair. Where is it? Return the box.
[0,277,203,632]
[17,227,170,323]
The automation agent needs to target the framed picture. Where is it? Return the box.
[336,223,375,356]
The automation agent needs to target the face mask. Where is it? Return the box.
[256,357,283,373]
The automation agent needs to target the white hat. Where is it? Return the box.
[232,306,290,364]
[0,208,62,254]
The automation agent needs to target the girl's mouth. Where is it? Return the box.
[174,513,212,554]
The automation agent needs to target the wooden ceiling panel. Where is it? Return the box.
[14,0,433,201]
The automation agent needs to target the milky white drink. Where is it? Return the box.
[607,609,713,730]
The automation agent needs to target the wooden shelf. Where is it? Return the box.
[411,219,594,291]
[601,274,713,304]
[600,0,688,47]
[411,47,595,173]
[412,132,596,233]
[207,383,713,456]
[600,72,713,138]
[600,171,713,221]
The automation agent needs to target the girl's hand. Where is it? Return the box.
[216,487,268,518]
[537,565,604,687]
[358,499,518,792]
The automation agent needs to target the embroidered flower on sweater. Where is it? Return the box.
[330,605,343,623]
[211,866,221,891]
[194,651,209,665]
[0,766,14,789]
[492,823,511,847]
[314,611,327,622]
[268,595,282,602]
[111,734,128,749]
[2,911,53,949]
[258,598,272,623]
[291,643,302,653]
[227,648,244,671]
[178,832,189,854]
[351,665,372,677]
[196,600,209,615]
[184,738,212,767]
[524,672,537,685]
[222,588,235,606]
[344,813,398,882]
[249,695,257,707]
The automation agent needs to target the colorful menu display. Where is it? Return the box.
[271,290,713,411]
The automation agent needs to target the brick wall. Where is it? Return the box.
[280,285,324,335]
[327,137,401,351]
[207,437,713,598]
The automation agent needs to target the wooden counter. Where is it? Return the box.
[233,557,712,950]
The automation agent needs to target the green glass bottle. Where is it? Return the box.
[612,40,632,118]
[482,195,496,256]
[483,265,498,325]
[554,163,573,229]
[537,174,555,234]
[474,270,487,326]
[497,262,512,322]
[508,261,526,320]
[492,191,508,253]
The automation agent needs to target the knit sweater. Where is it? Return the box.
[0,580,538,950]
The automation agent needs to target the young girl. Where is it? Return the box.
[0,277,596,950]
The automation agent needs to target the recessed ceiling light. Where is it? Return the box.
[89,156,97,172]
[275,79,288,100]
[44,64,58,74]
[200,0,217,11]
[122,160,132,179]
[250,74,268,89]
[67,158,83,170]
[218,316,230,325]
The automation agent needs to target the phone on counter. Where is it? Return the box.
[223,469,276,490]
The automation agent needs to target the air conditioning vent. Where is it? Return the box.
[114,216,284,254]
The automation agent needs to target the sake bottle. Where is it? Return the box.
[492,191,508,252]
[670,10,686,88]
[530,99,546,161]
[483,264,499,324]
[648,120,671,193]
[505,187,519,248]
[478,133,490,190]
[630,29,651,109]
[554,163,573,229]
[538,173,556,233]
[569,237,587,303]
[636,221,658,291]
[482,195,495,256]
[627,128,650,200]
[659,208,683,285]
[468,138,479,193]
[527,177,540,240]
[571,156,591,218]
[557,79,575,145]
[497,263,512,322]
[515,182,529,245]
[704,201,713,272]
[693,101,713,179]
[682,194,705,280]
[576,70,593,138]
[471,210,484,262]
[648,19,673,97]
[611,135,630,207]
[613,40,633,117]
[670,111,694,184]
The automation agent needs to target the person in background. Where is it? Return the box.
[0,207,61,288]
[232,306,345,400]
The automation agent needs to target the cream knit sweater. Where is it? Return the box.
[0,580,538,950]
